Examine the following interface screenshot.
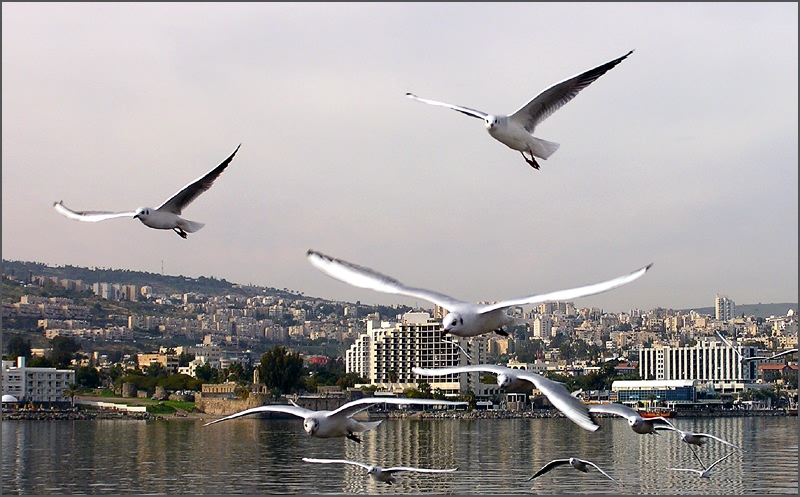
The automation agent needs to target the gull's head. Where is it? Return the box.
[133,207,151,220]
[496,373,513,389]
[441,312,464,336]
[303,417,319,436]
[484,115,499,130]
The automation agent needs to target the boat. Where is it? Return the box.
[637,407,676,418]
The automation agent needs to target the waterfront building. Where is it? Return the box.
[1,356,75,405]
[638,339,759,391]
[611,379,697,406]
[345,311,495,398]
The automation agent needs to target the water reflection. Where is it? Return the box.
[2,415,797,494]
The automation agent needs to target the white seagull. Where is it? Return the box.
[587,403,673,435]
[669,452,734,478]
[654,424,743,450]
[406,50,633,170]
[53,144,240,238]
[203,397,466,443]
[301,457,457,485]
[413,364,598,432]
[307,249,651,339]
[528,457,619,484]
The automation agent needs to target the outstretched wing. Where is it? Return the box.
[527,459,570,481]
[477,263,652,314]
[413,364,508,377]
[329,397,467,419]
[307,250,467,311]
[157,144,240,214]
[384,466,458,474]
[706,452,734,471]
[714,330,744,360]
[203,404,310,426]
[509,50,633,132]
[587,402,640,421]
[767,348,797,360]
[582,460,619,484]
[514,371,599,432]
[302,458,370,471]
[405,93,488,120]
[53,201,135,222]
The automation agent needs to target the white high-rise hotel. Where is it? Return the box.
[345,312,497,398]
[639,340,759,388]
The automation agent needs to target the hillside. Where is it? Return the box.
[680,302,797,319]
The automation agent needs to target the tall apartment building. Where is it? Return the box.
[715,294,735,322]
[1,356,75,404]
[345,312,495,398]
[639,339,759,389]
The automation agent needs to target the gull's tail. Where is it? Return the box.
[180,219,205,233]
[529,137,560,160]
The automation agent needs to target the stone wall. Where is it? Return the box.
[196,392,270,415]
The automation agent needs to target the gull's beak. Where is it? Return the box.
[133,214,139,219]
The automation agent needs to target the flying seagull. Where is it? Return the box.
[307,249,651,339]
[587,402,673,435]
[654,424,743,450]
[203,396,466,443]
[53,144,240,238]
[669,452,734,478]
[406,50,633,169]
[301,457,457,485]
[413,364,599,432]
[527,457,619,484]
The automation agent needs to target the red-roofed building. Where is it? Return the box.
[758,363,798,383]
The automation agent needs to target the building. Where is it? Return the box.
[611,379,697,406]
[1,356,75,405]
[715,294,735,322]
[345,311,495,398]
[638,340,759,391]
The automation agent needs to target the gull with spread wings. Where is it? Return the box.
[203,396,466,443]
[528,457,619,484]
[301,458,457,485]
[54,144,240,238]
[307,249,651,339]
[406,51,633,169]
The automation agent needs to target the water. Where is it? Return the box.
[2,415,797,494]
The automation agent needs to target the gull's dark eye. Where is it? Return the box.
[459,317,463,325]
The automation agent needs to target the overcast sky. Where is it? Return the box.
[2,3,797,314]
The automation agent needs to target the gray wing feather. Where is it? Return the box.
[509,50,633,131]
[157,144,240,214]
[528,459,570,481]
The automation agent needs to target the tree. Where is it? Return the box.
[258,346,304,395]
[63,384,81,408]
[4,335,31,360]
[50,336,82,368]
[75,365,101,388]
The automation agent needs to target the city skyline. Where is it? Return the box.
[2,3,797,315]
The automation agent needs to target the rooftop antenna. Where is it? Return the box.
[161,260,164,276]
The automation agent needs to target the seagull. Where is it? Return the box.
[527,457,619,484]
[301,457,458,485]
[412,364,599,432]
[406,50,633,170]
[203,397,466,443]
[587,402,673,435]
[307,249,652,339]
[53,144,240,238]
[654,424,743,450]
[669,452,734,478]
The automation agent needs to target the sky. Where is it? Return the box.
[2,3,797,314]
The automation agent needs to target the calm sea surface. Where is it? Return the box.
[2,414,797,495]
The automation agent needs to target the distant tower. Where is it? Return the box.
[715,294,735,322]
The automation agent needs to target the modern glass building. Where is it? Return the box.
[611,379,697,405]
